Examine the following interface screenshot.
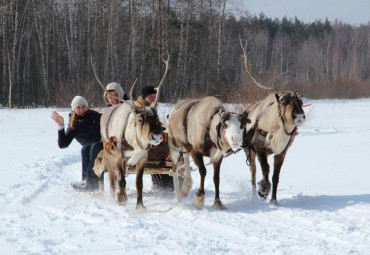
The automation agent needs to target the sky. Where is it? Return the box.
[228,0,370,25]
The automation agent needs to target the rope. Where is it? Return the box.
[177,147,243,171]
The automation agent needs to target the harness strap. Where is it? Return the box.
[208,110,224,150]
[282,128,297,153]
[183,101,199,146]
[135,128,151,151]
[280,117,298,136]
[105,105,120,139]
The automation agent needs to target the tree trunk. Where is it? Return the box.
[176,3,184,97]
[7,46,12,108]
[129,0,136,80]
[217,0,226,82]
[8,1,20,108]
[157,0,162,66]
[33,0,49,106]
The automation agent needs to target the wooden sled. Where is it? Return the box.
[126,160,176,175]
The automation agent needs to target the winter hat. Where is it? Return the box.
[104,82,125,103]
[71,96,88,111]
[141,86,157,99]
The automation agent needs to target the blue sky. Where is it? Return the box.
[228,0,370,25]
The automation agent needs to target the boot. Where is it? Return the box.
[71,180,98,192]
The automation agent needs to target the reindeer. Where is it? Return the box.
[91,53,169,210]
[240,39,306,204]
[168,96,251,209]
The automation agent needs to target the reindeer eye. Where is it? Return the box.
[282,100,290,106]
[137,117,143,123]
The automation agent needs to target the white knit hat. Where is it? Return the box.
[71,96,88,110]
[104,82,125,104]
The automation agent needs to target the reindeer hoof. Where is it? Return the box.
[258,180,271,199]
[116,191,128,205]
[135,203,147,212]
[258,191,268,200]
[270,199,280,206]
[212,198,227,210]
[193,193,205,209]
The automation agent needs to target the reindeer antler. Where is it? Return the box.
[152,50,170,108]
[90,52,125,103]
[128,79,139,108]
[239,37,275,92]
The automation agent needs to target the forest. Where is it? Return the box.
[1,0,370,108]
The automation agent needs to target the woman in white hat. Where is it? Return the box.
[51,96,101,191]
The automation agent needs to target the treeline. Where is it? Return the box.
[1,0,370,108]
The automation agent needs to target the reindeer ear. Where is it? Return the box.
[239,111,251,124]
[275,93,280,102]
[220,112,231,124]
[296,92,304,99]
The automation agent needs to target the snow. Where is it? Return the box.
[0,99,369,255]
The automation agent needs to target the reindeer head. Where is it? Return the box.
[133,107,164,146]
[219,111,251,151]
[125,51,169,148]
[275,91,306,127]
[240,38,305,129]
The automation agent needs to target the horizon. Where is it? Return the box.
[228,0,370,26]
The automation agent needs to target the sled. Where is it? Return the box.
[126,160,176,175]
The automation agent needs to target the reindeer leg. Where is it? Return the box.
[271,153,287,205]
[257,152,271,200]
[115,158,127,205]
[192,151,206,209]
[212,156,227,210]
[170,148,182,203]
[181,153,193,197]
[108,165,116,197]
[246,148,257,197]
[98,174,105,192]
[135,157,147,212]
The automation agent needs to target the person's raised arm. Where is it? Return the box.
[51,111,64,129]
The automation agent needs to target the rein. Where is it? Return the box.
[277,101,297,136]
[105,105,121,141]
[133,113,152,151]
[135,133,151,151]
[280,117,298,136]
[209,110,224,150]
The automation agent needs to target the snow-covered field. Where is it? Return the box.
[0,99,369,255]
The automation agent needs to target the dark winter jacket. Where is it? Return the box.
[58,110,101,148]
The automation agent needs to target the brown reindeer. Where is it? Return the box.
[168,96,251,209]
[240,39,306,204]
[91,53,169,211]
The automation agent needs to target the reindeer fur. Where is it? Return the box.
[169,96,250,209]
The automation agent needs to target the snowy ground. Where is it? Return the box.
[0,99,369,255]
